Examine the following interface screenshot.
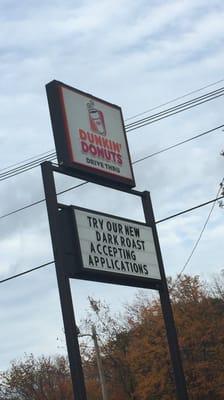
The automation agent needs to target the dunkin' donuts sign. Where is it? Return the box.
[46,81,135,187]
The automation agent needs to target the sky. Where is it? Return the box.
[0,0,224,370]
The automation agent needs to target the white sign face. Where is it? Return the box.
[74,209,161,281]
[60,85,134,185]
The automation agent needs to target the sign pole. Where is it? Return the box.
[44,80,189,398]
[142,191,189,400]
[41,161,87,400]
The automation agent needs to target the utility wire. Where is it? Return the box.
[1,86,224,181]
[2,122,223,183]
[0,261,54,284]
[0,153,57,181]
[125,78,224,121]
[1,198,46,220]
[0,181,88,220]
[132,124,224,164]
[126,92,224,133]
[0,149,55,173]
[126,86,224,130]
[177,180,224,277]
[156,195,224,224]
[1,193,224,285]
[0,124,223,221]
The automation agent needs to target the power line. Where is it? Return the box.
[126,86,224,130]
[0,198,46,220]
[132,124,224,165]
[177,181,224,277]
[0,181,88,220]
[0,124,223,221]
[2,122,222,183]
[126,91,224,133]
[1,86,224,181]
[0,261,54,284]
[0,149,55,173]
[156,195,224,224]
[0,152,57,182]
[125,78,224,121]
[1,193,224,285]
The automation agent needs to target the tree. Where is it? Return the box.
[170,275,224,399]
[0,354,73,400]
[82,275,224,400]
[211,269,224,302]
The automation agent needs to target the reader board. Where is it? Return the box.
[67,206,161,288]
[46,80,135,188]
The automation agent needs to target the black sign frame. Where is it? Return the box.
[59,204,162,290]
[46,80,135,189]
[42,161,189,400]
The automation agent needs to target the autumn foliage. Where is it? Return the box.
[1,274,224,399]
[84,274,224,400]
[0,354,73,400]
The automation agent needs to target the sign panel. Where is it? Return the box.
[46,80,135,188]
[72,208,161,282]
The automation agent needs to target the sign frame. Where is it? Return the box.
[46,80,136,188]
[42,150,189,400]
[60,204,162,290]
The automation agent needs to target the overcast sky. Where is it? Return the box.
[0,0,224,370]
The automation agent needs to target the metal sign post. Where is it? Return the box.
[41,161,188,400]
[41,162,87,400]
[142,191,189,400]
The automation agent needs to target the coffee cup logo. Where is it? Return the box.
[87,100,106,136]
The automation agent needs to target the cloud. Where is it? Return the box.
[0,0,224,370]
